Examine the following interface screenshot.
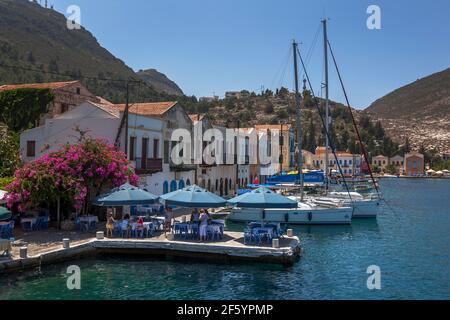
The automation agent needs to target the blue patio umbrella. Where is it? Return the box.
[0,206,12,221]
[227,187,298,209]
[159,185,227,208]
[93,183,159,206]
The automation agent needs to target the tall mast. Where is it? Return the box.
[293,40,304,201]
[322,19,330,193]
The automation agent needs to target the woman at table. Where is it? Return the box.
[105,212,115,238]
[199,209,209,242]
[190,209,200,225]
[136,216,144,238]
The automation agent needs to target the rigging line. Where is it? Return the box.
[269,45,292,91]
[297,47,353,201]
[305,23,321,67]
[327,40,380,195]
[278,48,292,90]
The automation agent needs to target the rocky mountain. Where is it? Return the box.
[0,0,176,103]
[137,69,183,96]
[365,68,450,152]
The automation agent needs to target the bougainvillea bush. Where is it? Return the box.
[5,137,138,212]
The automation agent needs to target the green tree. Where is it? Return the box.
[306,117,317,152]
[0,88,54,132]
[0,130,20,178]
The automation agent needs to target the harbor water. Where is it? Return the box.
[0,178,449,300]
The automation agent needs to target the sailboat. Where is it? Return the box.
[228,38,353,225]
[305,19,381,219]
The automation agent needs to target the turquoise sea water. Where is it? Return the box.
[0,179,449,300]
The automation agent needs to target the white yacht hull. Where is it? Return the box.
[228,206,353,225]
[351,199,380,218]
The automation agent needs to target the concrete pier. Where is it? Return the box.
[0,231,301,274]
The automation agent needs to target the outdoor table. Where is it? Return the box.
[21,217,37,230]
[0,239,11,257]
[79,216,98,231]
[150,216,166,230]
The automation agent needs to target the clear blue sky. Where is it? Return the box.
[50,0,450,109]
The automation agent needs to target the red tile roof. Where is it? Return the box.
[115,102,177,117]
[0,81,80,92]
[255,124,292,131]
[188,114,205,122]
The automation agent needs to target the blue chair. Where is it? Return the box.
[112,222,121,237]
[33,217,42,231]
[21,220,33,232]
[244,228,254,245]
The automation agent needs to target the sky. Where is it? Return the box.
[48,0,450,109]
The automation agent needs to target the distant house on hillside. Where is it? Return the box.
[199,96,219,103]
[404,152,424,176]
[442,150,450,161]
[225,91,250,99]
[312,147,362,176]
[372,155,389,172]
[0,81,99,125]
[389,155,405,174]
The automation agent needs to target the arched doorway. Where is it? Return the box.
[215,179,219,192]
[224,178,229,196]
[186,179,191,186]
[208,179,211,192]
[219,178,224,196]
[170,180,177,192]
[163,181,169,194]
[179,180,185,189]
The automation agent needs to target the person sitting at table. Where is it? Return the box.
[136,216,144,238]
[190,209,200,225]
[199,209,209,242]
[121,215,130,238]
[106,212,115,238]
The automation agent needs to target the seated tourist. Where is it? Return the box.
[121,218,130,238]
[190,209,200,224]
[136,216,144,237]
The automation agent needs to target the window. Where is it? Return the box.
[153,139,159,159]
[61,103,69,113]
[26,141,36,157]
[129,137,136,161]
[164,141,170,164]
[163,181,169,194]
[170,180,177,192]
[141,137,148,168]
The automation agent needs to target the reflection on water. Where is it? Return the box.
[0,179,449,300]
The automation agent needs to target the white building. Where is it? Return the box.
[20,100,196,196]
[20,100,121,162]
[312,147,362,176]
[118,102,196,196]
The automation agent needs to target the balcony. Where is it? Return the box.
[169,160,197,172]
[134,158,163,175]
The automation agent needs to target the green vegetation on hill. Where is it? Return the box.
[0,0,172,103]
[190,88,400,158]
